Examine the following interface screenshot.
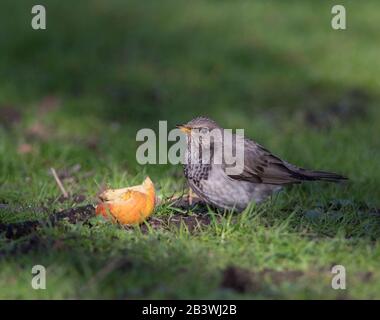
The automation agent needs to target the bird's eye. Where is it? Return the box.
[199,127,208,135]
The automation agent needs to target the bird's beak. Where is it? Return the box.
[176,124,191,134]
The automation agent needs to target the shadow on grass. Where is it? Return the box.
[0,0,376,129]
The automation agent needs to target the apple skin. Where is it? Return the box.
[95,177,155,225]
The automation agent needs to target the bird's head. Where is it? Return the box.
[176,117,224,160]
[176,116,220,135]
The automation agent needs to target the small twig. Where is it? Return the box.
[50,167,69,198]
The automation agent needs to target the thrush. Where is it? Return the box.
[177,117,347,212]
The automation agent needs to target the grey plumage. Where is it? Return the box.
[179,117,347,212]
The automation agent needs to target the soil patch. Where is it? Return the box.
[220,265,304,293]
[0,199,213,239]
[0,105,22,128]
[303,88,370,130]
[0,205,95,239]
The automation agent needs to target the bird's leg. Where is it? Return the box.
[188,187,193,206]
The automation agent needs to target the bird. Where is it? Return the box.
[176,116,347,212]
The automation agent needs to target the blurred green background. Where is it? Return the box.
[0,0,380,299]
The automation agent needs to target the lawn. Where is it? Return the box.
[0,0,380,299]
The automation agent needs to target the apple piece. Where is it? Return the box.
[95,177,155,225]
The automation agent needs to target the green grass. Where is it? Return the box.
[1,0,380,299]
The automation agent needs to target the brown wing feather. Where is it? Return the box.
[225,139,304,185]
[221,134,347,185]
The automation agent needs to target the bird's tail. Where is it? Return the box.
[297,168,348,182]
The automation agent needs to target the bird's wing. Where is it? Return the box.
[223,137,303,185]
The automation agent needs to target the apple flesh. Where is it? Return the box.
[96,177,155,225]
